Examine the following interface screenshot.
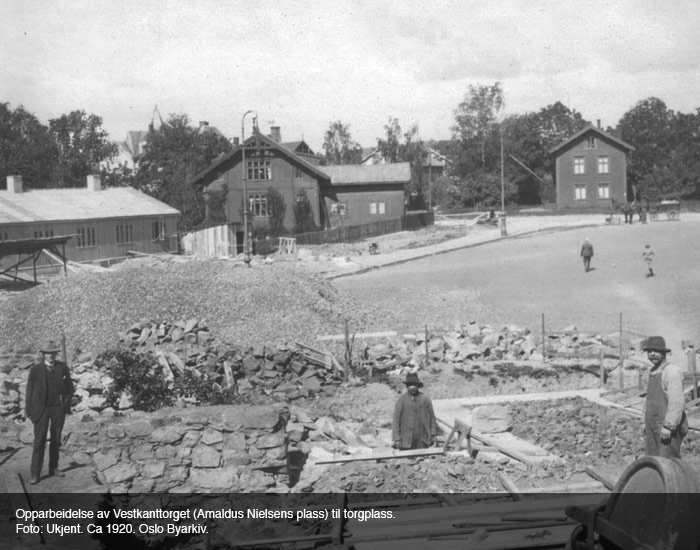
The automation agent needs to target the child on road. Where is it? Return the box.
[643,244,655,277]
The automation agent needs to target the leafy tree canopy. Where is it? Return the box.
[135,113,233,231]
[376,117,427,199]
[322,120,362,165]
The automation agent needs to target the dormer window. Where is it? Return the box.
[585,136,596,149]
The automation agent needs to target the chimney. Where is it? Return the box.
[86,174,102,191]
[270,126,281,142]
[6,175,23,193]
[199,121,209,128]
[597,119,601,129]
[233,137,240,146]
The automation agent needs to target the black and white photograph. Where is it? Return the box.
[2,1,700,549]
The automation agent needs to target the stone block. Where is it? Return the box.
[201,429,224,446]
[472,404,512,434]
[191,445,221,468]
[103,463,138,484]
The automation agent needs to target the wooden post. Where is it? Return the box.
[689,344,697,400]
[638,367,643,391]
[599,348,605,387]
[344,319,351,373]
[541,313,546,363]
[61,332,67,363]
[425,325,429,370]
[619,313,624,390]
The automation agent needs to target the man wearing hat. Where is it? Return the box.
[392,372,438,450]
[25,340,74,484]
[643,336,688,458]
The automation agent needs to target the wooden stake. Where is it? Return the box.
[425,325,429,369]
[497,472,524,501]
[541,313,546,363]
[689,345,697,400]
[619,313,624,390]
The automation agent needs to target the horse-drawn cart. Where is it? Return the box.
[649,199,680,221]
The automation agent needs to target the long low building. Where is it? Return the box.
[0,175,180,267]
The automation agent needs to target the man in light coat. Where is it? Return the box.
[25,340,74,484]
[392,372,438,450]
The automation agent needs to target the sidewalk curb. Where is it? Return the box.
[325,223,602,280]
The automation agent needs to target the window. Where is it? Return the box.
[574,157,585,174]
[369,201,386,215]
[585,136,596,149]
[151,221,167,241]
[574,185,587,200]
[598,184,610,199]
[33,228,54,239]
[0,232,8,242]
[295,167,303,179]
[116,223,134,244]
[330,202,347,215]
[247,160,271,180]
[249,194,269,217]
[77,226,96,248]
[598,156,609,174]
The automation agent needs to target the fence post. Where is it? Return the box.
[688,344,697,400]
[541,313,546,363]
[344,319,351,374]
[425,325,429,370]
[619,313,624,390]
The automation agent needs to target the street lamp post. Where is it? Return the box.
[241,110,256,267]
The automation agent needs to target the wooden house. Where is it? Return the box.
[549,123,634,209]
[0,175,180,268]
[189,127,410,233]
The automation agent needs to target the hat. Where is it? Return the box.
[40,340,60,354]
[404,372,423,387]
[642,336,670,353]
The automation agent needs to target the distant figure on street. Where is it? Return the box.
[25,340,74,484]
[392,372,438,450]
[643,336,688,458]
[642,244,655,277]
[580,238,594,272]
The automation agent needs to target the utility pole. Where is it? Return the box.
[241,110,256,267]
[500,128,507,237]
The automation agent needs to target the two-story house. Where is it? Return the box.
[549,123,634,209]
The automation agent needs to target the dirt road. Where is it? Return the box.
[334,215,700,355]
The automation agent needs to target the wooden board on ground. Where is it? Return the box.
[315,448,444,465]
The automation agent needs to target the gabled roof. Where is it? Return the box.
[320,162,411,185]
[549,124,635,155]
[0,187,180,224]
[189,131,330,187]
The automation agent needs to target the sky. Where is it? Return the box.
[2,0,700,153]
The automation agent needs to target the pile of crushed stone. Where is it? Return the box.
[0,259,375,355]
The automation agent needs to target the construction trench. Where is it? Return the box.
[3,314,700,549]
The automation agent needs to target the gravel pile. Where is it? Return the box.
[0,259,375,355]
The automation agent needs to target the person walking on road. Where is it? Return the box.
[642,244,655,277]
[580,238,594,272]
[25,340,74,484]
[392,372,438,450]
[643,336,688,458]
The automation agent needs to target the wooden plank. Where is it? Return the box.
[470,431,537,468]
[318,331,398,342]
[497,473,524,501]
[315,448,444,465]
[518,480,608,493]
[585,466,616,490]
[295,342,332,369]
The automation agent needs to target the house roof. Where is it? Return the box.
[0,187,180,224]
[549,124,635,155]
[320,162,411,185]
[189,131,331,188]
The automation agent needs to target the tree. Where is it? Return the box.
[618,97,674,198]
[0,103,55,188]
[452,82,504,172]
[376,117,427,200]
[502,102,585,203]
[266,187,286,235]
[293,189,318,233]
[48,110,119,187]
[322,121,362,164]
[135,113,233,231]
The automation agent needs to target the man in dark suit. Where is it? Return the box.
[580,238,594,272]
[25,340,74,484]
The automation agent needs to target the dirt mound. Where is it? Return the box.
[0,260,375,355]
